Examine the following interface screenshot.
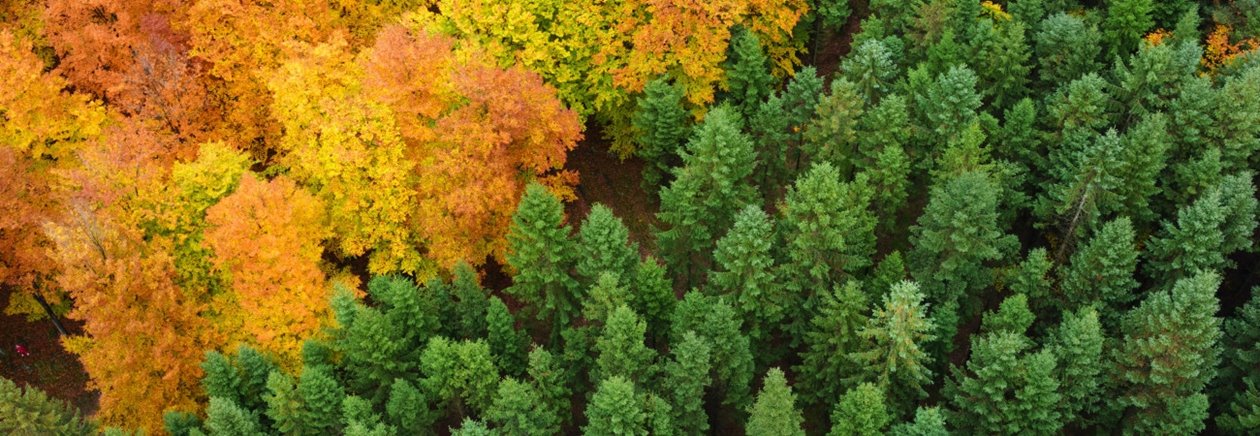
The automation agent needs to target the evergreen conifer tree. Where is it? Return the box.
[576,204,639,287]
[633,77,690,194]
[828,383,891,436]
[584,377,647,436]
[746,368,805,436]
[506,183,579,337]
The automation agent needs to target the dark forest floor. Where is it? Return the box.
[0,288,97,416]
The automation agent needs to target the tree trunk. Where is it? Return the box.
[32,291,69,336]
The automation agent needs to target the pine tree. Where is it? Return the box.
[946,332,1062,435]
[1048,307,1105,427]
[804,78,864,174]
[656,104,759,288]
[486,296,529,378]
[797,281,867,406]
[487,377,559,435]
[851,281,934,414]
[828,383,891,436]
[671,292,755,409]
[0,376,96,435]
[1112,271,1222,434]
[506,183,579,337]
[576,204,639,287]
[633,77,690,194]
[663,331,713,435]
[746,368,805,436]
[593,305,656,383]
[868,251,907,305]
[1102,0,1155,59]
[1058,217,1139,322]
[1145,190,1227,282]
[584,376,647,436]
[725,29,775,119]
[781,162,877,335]
[711,204,784,352]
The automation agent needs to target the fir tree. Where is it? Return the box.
[386,379,436,436]
[851,281,934,414]
[506,183,579,337]
[633,77,689,194]
[1215,66,1260,170]
[1112,271,1222,434]
[630,256,676,344]
[781,162,877,335]
[946,332,1062,435]
[576,204,639,287]
[973,20,1032,109]
[909,172,1016,340]
[204,397,262,435]
[582,272,631,326]
[486,296,529,378]
[711,204,784,352]
[804,79,864,174]
[1058,217,1139,321]
[1102,0,1155,58]
[797,281,867,406]
[656,104,759,288]
[725,29,775,119]
[593,305,656,383]
[746,368,805,436]
[663,331,713,435]
[980,293,1036,336]
[828,383,891,436]
[526,347,570,430]
[841,39,899,104]
[889,407,948,436]
[1048,307,1105,427]
[917,65,982,147]
[449,264,489,340]
[671,292,756,409]
[487,378,559,435]
[1218,292,1260,433]
[0,376,96,435]
[584,377,648,436]
[1145,190,1227,282]
[298,367,345,434]
[419,337,500,417]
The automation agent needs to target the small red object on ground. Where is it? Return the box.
[15,343,29,357]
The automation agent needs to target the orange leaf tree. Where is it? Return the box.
[44,122,212,434]
[205,174,331,369]
[0,30,107,318]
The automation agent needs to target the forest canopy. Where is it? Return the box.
[3,0,1260,434]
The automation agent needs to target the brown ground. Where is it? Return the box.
[0,287,97,416]
[564,123,662,254]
